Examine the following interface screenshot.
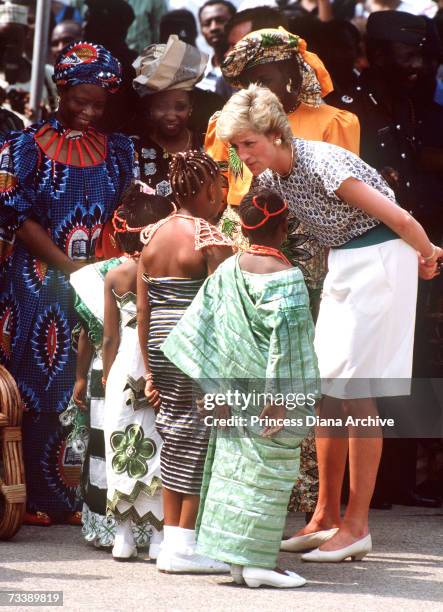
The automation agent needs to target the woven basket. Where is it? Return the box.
[0,365,26,539]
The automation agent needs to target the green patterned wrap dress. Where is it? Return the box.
[68,259,155,546]
[162,254,320,569]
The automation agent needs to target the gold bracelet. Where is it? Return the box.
[422,244,436,262]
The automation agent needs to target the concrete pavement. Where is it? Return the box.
[0,506,442,612]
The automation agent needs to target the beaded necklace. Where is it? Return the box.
[246,244,291,266]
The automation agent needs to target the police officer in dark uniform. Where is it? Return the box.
[329,11,443,510]
[327,11,431,222]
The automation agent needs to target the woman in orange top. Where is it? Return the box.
[206,28,359,201]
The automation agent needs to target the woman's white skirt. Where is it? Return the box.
[314,239,418,399]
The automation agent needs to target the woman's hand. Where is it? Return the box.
[69,259,93,274]
[66,261,90,274]
[260,403,286,438]
[418,245,443,280]
[144,376,161,411]
[73,378,88,411]
[16,220,89,276]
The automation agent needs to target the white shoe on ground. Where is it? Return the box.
[280,528,339,552]
[156,526,229,573]
[112,519,137,561]
[242,567,306,588]
[156,548,230,573]
[149,527,163,560]
[301,533,372,563]
[230,564,245,584]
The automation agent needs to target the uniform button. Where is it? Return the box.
[380,142,385,147]
[406,181,411,188]
[356,86,362,91]
[341,95,354,104]
[401,153,406,158]
[396,124,401,130]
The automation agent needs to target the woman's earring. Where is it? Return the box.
[274,137,282,146]
[286,78,293,93]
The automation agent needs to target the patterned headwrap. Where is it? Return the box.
[52,41,122,93]
[132,35,208,97]
[222,27,333,107]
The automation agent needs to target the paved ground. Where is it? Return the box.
[1,506,442,612]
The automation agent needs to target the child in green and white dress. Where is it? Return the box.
[102,184,174,560]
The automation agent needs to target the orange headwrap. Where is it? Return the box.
[222,27,333,106]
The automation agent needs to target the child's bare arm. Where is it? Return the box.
[205,244,234,275]
[102,270,121,383]
[137,251,151,375]
[73,326,94,410]
[137,250,161,409]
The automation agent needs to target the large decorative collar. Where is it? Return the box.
[34,117,107,167]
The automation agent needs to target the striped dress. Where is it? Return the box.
[144,275,209,495]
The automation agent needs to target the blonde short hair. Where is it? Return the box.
[216,84,293,145]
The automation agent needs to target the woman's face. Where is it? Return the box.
[57,84,107,131]
[239,60,301,106]
[230,130,278,176]
[148,90,192,137]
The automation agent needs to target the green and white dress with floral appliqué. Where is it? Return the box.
[104,287,163,531]
[69,259,155,547]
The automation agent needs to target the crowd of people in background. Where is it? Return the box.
[0,0,442,590]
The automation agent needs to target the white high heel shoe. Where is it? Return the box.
[242,567,306,589]
[280,528,339,552]
[301,533,372,563]
[112,519,137,561]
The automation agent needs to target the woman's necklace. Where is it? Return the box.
[155,128,192,159]
[246,244,291,266]
[276,144,295,180]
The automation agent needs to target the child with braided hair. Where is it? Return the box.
[162,187,320,588]
[137,150,233,573]
[101,183,175,561]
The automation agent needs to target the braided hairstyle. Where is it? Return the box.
[239,188,288,239]
[169,150,219,202]
[113,182,174,254]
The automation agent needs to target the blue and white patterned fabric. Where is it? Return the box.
[0,116,133,514]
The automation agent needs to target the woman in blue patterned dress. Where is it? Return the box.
[0,42,133,525]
